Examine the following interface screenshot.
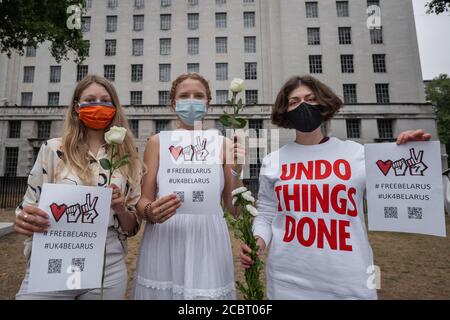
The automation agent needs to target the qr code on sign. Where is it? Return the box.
[408,207,423,220]
[48,259,62,274]
[71,258,85,272]
[192,191,204,203]
[174,191,184,203]
[384,207,398,219]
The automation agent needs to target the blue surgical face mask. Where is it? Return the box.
[175,99,207,126]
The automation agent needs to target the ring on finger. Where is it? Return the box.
[23,214,28,221]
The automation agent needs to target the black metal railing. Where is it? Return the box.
[0,177,28,208]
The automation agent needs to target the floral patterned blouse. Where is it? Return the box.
[16,138,142,258]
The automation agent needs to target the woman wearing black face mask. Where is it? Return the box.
[239,75,432,300]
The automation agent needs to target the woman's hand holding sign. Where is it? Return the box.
[14,206,50,237]
[144,194,181,224]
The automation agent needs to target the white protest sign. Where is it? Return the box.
[365,141,446,237]
[158,130,223,215]
[28,183,112,293]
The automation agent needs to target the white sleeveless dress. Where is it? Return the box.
[133,135,236,300]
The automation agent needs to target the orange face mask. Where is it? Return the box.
[78,102,116,130]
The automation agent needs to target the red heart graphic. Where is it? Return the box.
[50,203,67,222]
[376,160,393,176]
[169,145,183,161]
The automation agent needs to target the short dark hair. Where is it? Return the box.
[272,75,343,129]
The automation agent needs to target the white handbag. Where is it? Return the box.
[444,169,450,215]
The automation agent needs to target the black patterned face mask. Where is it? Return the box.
[285,102,325,133]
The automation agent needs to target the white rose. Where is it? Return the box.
[242,191,255,203]
[232,186,248,196]
[230,78,244,93]
[246,204,258,217]
[105,126,127,145]
[232,196,238,206]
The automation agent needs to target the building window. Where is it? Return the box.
[160,14,171,30]
[216,0,226,4]
[343,84,357,104]
[49,66,61,83]
[38,121,51,139]
[108,0,118,9]
[249,119,263,137]
[188,0,199,6]
[85,0,92,9]
[245,62,257,80]
[376,84,390,103]
[4,147,19,177]
[244,0,255,3]
[245,90,258,104]
[370,27,383,44]
[8,121,21,139]
[23,66,35,83]
[105,39,117,56]
[216,37,227,54]
[307,28,320,45]
[21,92,33,106]
[188,13,199,30]
[216,90,228,104]
[159,64,171,82]
[338,27,352,44]
[336,1,349,17]
[188,38,199,55]
[82,40,90,57]
[159,91,170,105]
[134,0,145,9]
[346,119,361,138]
[244,36,256,53]
[130,91,143,105]
[133,15,144,31]
[129,120,139,138]
[155,120,169,134]
[187,63,199,73]
[48,92,60,106]
[81,16,91,32]
[132,39,144,56]
[306,2,318,18]
[131,64,143,82]
[160,38,171,55]
[76,65,88,82]
[373,54,386,73]
[161,0,171,7]
[341,55,354,73]
[216,12,227,28]
[106,16,118,32]
[309,55,322,74]
[367,0,380,7]
[377,119,393,139]
[26,46,36,57]
[216,63,228,81]
[244,12,255,28]
[104,65,116,81]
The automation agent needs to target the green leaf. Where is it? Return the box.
[112,155,130,169]
[234,117,247,129]
[237,98,244,111]
[219,114,233,128]
[99,159,111,170]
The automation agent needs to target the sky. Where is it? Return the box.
[412,0,450,80]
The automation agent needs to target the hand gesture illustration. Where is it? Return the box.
[194,137,209,161]
[392,158,408,176]
[183,145,195,161]
[406,148,428,176]
[81,193,99,224]
[66,204,82,223]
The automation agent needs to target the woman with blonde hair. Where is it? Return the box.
[14,75,143,299]
[133,73,245,300]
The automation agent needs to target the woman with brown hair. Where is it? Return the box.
[240,75,431,299]
[14,75,143,299]
[133,73,245,300]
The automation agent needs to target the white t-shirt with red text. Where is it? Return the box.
[253,137,377,299]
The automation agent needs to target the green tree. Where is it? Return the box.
[0,0,88,63]
[426,0,450,15]
[425,74,450,166]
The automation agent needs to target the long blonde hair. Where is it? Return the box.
[62,75,142,185]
